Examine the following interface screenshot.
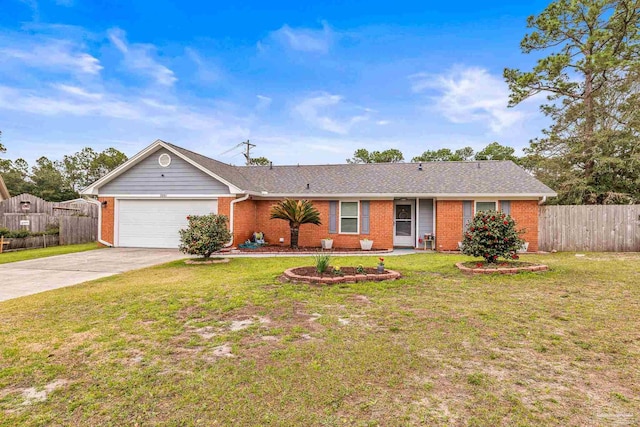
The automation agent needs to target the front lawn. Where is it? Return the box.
[0,242,101,265]
[0,253,638,426]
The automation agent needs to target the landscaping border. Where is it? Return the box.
[456,262,548,275]
[282,267,401,284]
[184,258,231,265]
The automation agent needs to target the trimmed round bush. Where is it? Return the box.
[179,214,232,259]
[461,210,524,263]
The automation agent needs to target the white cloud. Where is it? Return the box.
[410,67,524,133]
[0,39,102,75]
[267,22,332,53]
[107,28,177,86]
[53,84,103,100]
[256,95,272,109]
[293,93,368,134]
[185,47,222,83]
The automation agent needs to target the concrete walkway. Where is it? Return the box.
[0,248,186,302]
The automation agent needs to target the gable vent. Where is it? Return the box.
[158,153,172,167]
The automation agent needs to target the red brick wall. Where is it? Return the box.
[510,200,539,252]
[227,198,395,249]
[435,200,463,251]
[98,197,115,245]
[434,199,540,252]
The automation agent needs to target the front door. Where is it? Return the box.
[393,200,415,247]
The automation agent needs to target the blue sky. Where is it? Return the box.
[0,0,552,166]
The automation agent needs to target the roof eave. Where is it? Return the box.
[249,192,558,199]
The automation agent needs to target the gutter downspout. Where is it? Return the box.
[225,194,250,247]
[538,196,547,205]
[84,197,113,247]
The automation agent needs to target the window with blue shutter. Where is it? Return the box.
[500,200,511,215]
[462,200,473,230]
[329,201,338,234]
[361,201,370,234]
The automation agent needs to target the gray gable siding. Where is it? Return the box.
[99,148,230,195]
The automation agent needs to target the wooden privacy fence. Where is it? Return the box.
[0,193,98,233]
[59,216,98,245]
[539,205,640,252]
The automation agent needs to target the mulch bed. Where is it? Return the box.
[456,261,548,275]
[283,266,401,284]
[220,246,390,254]
[293,266,381,277]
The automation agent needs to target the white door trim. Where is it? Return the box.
[393,199,415,247]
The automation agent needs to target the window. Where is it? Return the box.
[475,201,497,213]
[339,201,359,233]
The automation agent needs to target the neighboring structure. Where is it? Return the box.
[0,175,9,201]
[0,193,99,233]
[81,139,556,251]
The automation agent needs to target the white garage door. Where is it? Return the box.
[118,199,218,248]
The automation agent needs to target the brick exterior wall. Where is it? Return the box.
[222,198,395,249]
[98,195,540,252]
[434,199,539,252]
[510,200,539,252]
[98,197,115,245]
[435,200,464,251]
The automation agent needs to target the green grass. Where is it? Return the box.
[0,252,638,426]
[0,242,101,265]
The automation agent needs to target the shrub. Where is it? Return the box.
[461,210,524,263]
[0,228,10,237]
[8,229,30,239]
[314,252,331,274]
[179,214,232,259]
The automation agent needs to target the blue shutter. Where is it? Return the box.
[462,200,473,230]
[500,200,511,215]
[361,201,370,234]
[329,201,337,234]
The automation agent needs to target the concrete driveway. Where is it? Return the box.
[0,248,187,302]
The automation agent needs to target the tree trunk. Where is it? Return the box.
[583,68,596,203]
[290,226,300,249]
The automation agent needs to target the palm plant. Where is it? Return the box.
[270,199,321,249]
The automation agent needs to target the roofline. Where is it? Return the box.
[80,139,244,195]
[0,175,10,200]
[247,192,557,199]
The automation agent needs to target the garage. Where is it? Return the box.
[117,199,218,248]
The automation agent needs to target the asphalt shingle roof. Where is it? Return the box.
[167,142,556,197]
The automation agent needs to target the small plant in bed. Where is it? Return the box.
[314,252,331,274]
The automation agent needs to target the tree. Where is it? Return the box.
[347,148,404,163]
[249,156,271,166]
[0,130,5,154]
[505,0,640,204]
[461,210,525,263]
[0,158,32,195]
[179,214,232,258]
[412,147,474,162]
[474,142,521,163]
[31,157,77,202]
[59,147,128,191]
[270,199,321,248]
